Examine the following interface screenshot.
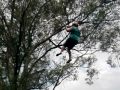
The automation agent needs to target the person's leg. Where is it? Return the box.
[66,39,78,63]
[56,38,71,56]
[56,46,65,56]
[66,49,72,63]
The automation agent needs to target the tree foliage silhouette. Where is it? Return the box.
[0,0,119,90]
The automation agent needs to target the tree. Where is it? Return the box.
[0,0,119,90]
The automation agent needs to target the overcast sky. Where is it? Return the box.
[54,68,120,90]
[50,52,120,90]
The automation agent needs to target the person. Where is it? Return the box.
[56,21,81,63]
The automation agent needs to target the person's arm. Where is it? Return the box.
[66,25,72,32]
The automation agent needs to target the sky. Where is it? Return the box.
[54,68,120,90]
[50,51,120,90]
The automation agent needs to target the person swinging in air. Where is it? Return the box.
[56,21,81,63]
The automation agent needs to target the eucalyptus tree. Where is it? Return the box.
[0,0,119,90]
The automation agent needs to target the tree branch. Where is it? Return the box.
[29,45,60,73]
[10,0,16,26]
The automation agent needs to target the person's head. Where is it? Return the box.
[72,21,83,27]
[72,22,78,27]
[72,21,79,27]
